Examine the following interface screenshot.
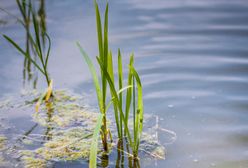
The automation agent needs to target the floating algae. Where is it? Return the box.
[0,135,8,167]
[0,135,6,149]
[0,90,170,167]
[17,90,108,167]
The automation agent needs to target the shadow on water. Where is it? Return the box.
[43,101,54,141]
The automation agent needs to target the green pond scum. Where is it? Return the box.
[0,90,168,167]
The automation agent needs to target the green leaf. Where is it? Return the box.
[31,7,43,58]
[131,66,143,152]
[125,54,134,124]
[118,49,123,136]
[77,42,104,113]
[103,2,109,68]
[3,35,45,75]
[44,33,51,69]
[118,49,123,108]
[94,0,103,59]
[89,113,103,168]
[107,51,121,137]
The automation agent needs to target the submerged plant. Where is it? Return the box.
[77,0,144,164]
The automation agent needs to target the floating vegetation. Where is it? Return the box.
[0,135,8,167]
[0,135,6,150]
[21,156,47,168]
[0,90,171,167]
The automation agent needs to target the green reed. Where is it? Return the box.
[3,1,51,87]
[97,53,144,158]
[78,0,144,164]
[16,0,33,82]
[78,0,110,152]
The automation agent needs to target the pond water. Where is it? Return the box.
[1,0,248,167]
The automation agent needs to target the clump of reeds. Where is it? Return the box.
[77,0,144,166]
[3,0,52,110]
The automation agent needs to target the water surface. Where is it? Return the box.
[0,0,248,167]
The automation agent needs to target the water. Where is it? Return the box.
[1,0,248,167]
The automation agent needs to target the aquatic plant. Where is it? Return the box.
[78,0,110,153]
[97,53,144,158]
[16,0,33,83]
[89,113,103,167]
[3,1,52,111]
[3,1,51,87]
[77,0,144,164]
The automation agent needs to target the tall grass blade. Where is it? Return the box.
[125,54,134,124]
[103,2,109,72]
[31,8,42,57]
[77,42,103,112]
[94,0,103,59]
[89,113,103,168]
[131,66,143,153]
[118,49,123,136]
[107,51,121,137]
[132,76,136,148]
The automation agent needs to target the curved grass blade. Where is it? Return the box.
[77,42,103,112]
[89,113,103,168]
[44,33,51,69]
[3,35,45,75]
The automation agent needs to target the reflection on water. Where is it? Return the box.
[43,101,54,141]
[1,0,248,167]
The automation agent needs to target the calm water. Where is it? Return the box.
[1,0,248,167]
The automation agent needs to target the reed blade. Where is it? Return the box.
[31,8,42,58]
[131,66,143,152]
[118,49,123,136]
[44,33,51,69]
[89,113,103,168]
[125,54,134,124]
[3,35,45,75]
[107,51,121,137]
[77,42,103,112]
